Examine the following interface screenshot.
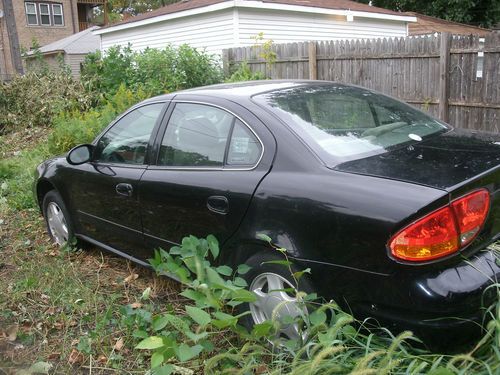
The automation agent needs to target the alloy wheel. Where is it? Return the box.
[249,272,307,341]
[46,202,69,246]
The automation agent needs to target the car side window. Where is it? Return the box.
[158,103,234,167]
[227,120,262,166]
[94,103,164,165]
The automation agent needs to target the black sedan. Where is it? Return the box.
[34,81,500,345]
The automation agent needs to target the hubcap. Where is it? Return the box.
[46,202,69,246]
[249,272,307,341]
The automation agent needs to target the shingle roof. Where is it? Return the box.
[103,0,404,30]
[25,26,100,56]
[406,12,491,37]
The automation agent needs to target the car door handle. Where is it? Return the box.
[116,183,133,197]
[207,196,229,214]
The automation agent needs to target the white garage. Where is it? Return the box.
[94,0,416,55]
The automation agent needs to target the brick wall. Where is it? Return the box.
[0,0,79,80]
[14,0,77,50]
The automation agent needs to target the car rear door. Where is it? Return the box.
[65,102,168,256]
[138,97,275,256]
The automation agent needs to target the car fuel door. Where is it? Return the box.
[139,98,275,255]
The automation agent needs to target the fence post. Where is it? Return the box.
[438,33,451,123]
[222,49,230,78]
[308,42,317,80]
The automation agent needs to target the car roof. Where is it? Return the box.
[144,80,341,102]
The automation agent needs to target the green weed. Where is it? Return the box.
[47,84,148,155]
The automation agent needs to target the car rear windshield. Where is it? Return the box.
[253,84,448,164]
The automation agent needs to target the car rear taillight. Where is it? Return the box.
[451,190,490,246]
[389,189,490,262]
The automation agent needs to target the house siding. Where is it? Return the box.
[65,53,86,78]
[100,9,235,55]
[25,53,61,72]
[237,9,408,45]
[99,5,409,57]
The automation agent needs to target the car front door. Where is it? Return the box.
[139,99,275,256]
[64,102,167,256]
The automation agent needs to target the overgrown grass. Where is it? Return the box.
[1,127,499,374]
[0,208,181,373]
[0,129,182,373]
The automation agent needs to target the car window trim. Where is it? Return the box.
[150,100,265,172]
[222,117,237,166]
[91,101,169,166]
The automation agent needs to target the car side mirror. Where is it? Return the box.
[67,144,94,165]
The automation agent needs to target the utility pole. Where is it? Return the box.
[0,9,9,81]
[2,0,23,75]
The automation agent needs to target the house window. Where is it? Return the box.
[24,2,64,26]
[52,4,64,26]
[39,3,51,25]
[25,2,38,25]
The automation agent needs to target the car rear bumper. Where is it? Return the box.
[301,243,499,347]
[352,247,499,346]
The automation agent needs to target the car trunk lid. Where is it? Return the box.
[335,128,500,248]
[334,128,500,191]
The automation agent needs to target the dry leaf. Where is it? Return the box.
[40,294,50,303]
[6,324,18,341]
[124,273,139,283]
[130,302,142,309]
[20,322,32,333]
[255,364,269,374]
[45,306,56,315]
[97,355,107,365]
[48,352,61,360]
[53,322,64,330]
[68,348,84,365]
[70,339,79,346]
[113,337,124,351]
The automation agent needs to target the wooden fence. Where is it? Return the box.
[223,32,500,133]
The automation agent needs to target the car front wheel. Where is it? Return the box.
[42,190,74,247]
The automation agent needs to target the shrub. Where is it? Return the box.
[225,61,266,82]
[48,85,148,155]
[80,46,136,101]
[81,44,223,99]
[0,72,93,135]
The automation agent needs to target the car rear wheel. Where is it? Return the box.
[240,253,315,341]
[42,191,74,247]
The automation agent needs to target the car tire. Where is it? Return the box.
[42,190,75,248]
[239,252,316,341]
